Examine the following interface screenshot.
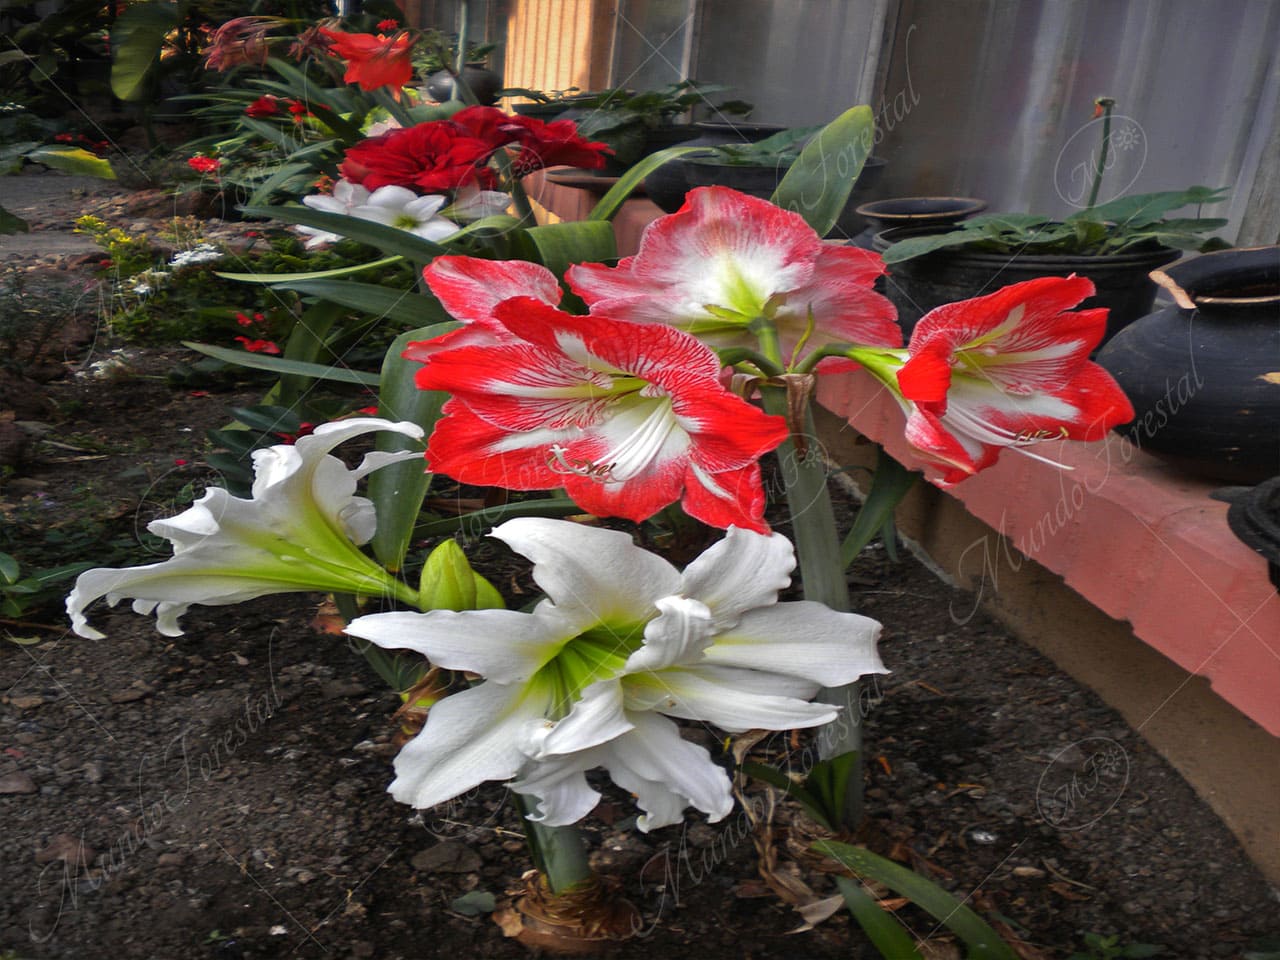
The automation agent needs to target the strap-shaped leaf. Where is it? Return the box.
[586,144,707,222]
[836,877,924,958]
[275,279,449,327]
[239,204,450,263]
[367,322,457,571]
[183,341,379,385]
[26,146,115,179]
[0,203,28,234]
[218,255,404,284]
[523,220,617,279]
[815,840,1019,959]
[841,450,919,567]
[772,105,874,236]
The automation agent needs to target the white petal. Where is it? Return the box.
[624,666,836,732]
[390,681,545,810]
[603,713,733,831]
[701,601,886,685]
[364,185,421,209]
[345,607,572,682]
[510,756,601,825]
[627,595,713,671]
[680,528,794,630]
[517,680,633,759]
[491,518,680,627]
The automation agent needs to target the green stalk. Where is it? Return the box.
[761,386,864,827]
[516,795,595,894]
[1086,97,1115,212]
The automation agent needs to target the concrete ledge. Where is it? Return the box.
[817,369,1280,738]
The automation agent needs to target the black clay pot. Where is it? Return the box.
[642,121,787,213]
[426,65,502,106]
[1095,245,1280,484]
[855,196,987,233]
[873,225,1180,342]
[1213,477,1280,590]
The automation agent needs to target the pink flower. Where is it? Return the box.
[568,187,900,371]
[867,275,1134,485]
[411,297,790,532]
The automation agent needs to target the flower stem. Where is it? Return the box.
[516,796,595,895]
[761,387,864,828]
[1086,97,1115,212]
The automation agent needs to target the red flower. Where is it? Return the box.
[412,295,789,532]
[235,311,254,326]
[235,336,281,354]
[319,27,414,93]
[884,275,1134,485]
[54,132,76,143]
[376,18,399,31]
[204,16,278,71]
[340,123,497,193]
[245,95,281,118]
[500,114,612,175]
[187,155,221,174]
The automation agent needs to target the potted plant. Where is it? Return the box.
[556,81,752,174]
[416,30,501,105]
[872,99,1230,341]
[875,186,1230,341]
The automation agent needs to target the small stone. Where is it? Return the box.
[9,695,44,709]
[157,852,186,868]
[322,680,369,700]
[83,761,104,783]
[110,681,154,704]
[35,833,95,867]
[1012,866,1045,878]
[289,868,316,884]
[0,771,37,794]
[411,841,482,874]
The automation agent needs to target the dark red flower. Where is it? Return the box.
[245,95,281,118]
[319,27,413,93]
[54,132,76,143]
[499,114,612,175]
[204,16,278,71]
[376,18,399,31]
[340,123,498,193]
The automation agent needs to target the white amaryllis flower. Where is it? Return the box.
[345,518,885,831]
[68,418,424,639]
[298,178,370,248]
[349,186,461,242]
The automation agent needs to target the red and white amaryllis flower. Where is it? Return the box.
[568,186,900,370]
[411,298,790,531]
[868,275,1134,484]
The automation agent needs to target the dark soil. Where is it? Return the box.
[1,170,1278,960]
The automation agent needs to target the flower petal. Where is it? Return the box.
[518,680,633,759]
[678,528,794,629]
[345,607,575,682]
[492,518,680,627]
[700,601,886,684]
[389,681,545,810]
[625,664,836,731]
[627,596,714,672]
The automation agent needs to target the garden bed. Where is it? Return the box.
[1,169,1277,959]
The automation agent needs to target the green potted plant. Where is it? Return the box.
[874,100,1230,341]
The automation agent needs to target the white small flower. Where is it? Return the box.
[298,179,371,248]
[351,186,461,242]
[168,243,223,268]
[68,418,424,639]
[346,519,886,831]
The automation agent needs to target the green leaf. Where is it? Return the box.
[772,105,875,235]
[31,561,95,586]
[1072,187,1228,228]
[275,279,449,327]
[804,752,858,831]
[367,323,457,571]
[273,300,344,405]
[450,890,495,916]
[246,162,316,207]
[587,144,707,222]
[880,229,990,264]
[182,342,380,386]
[814,840,1019,960]
[414,496,584,538]
[26,146,115,179]
[834,876,924,959]
[0,203,28,235]
[739,760,833,830]
[238,205,449,263]
[523,220,617,279]
[841,450,919,567]
[0,552,19,584]
[218,255,405,284]
[109,1,180,101]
